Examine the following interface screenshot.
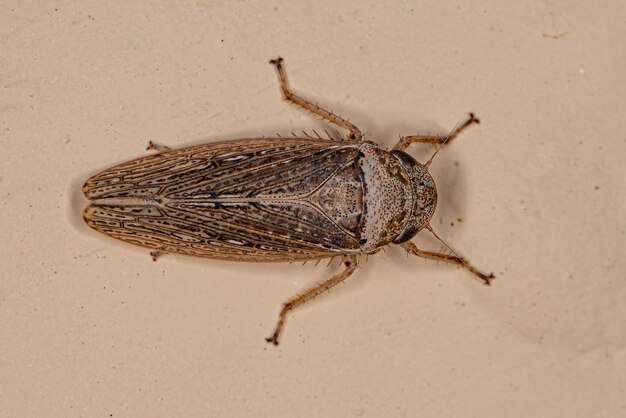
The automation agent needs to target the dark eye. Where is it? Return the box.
[392,224,419,244]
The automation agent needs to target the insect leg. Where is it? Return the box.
[265,254,359,345]
[150,250,167,261]
[269,57,364,141]
[393,113,479,151]
[146,141,172,152]
[401,242,494,285]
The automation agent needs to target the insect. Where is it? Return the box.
[83,57,494,345]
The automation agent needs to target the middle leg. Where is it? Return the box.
[146,141,172,152]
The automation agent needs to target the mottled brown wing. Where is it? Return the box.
[83,137,363,261]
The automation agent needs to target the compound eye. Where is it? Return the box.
[390,150,418,168]
[392,224,419,244]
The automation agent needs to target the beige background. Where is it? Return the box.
[1,1,624,417]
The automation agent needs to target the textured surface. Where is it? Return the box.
[1,1,625,417]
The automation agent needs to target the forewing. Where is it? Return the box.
[83,137,362,261]
[83,138,356,200]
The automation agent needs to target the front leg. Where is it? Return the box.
[393,113,479,151]
[269,57,364,141]
[402,241,494,285]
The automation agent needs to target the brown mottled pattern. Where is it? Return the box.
[83,138,364,261]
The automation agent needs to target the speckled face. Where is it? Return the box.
[390,150,437,244]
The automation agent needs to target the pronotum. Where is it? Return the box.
[83,57,494,345]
